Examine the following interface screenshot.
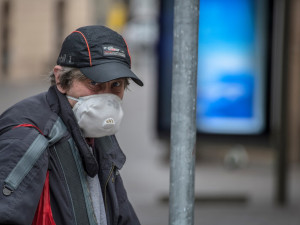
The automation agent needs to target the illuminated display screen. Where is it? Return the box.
[196,0,269,134]
[157,0,271,135]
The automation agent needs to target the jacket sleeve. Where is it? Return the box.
[0,126,49,225]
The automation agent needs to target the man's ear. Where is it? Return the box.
[53,65,66,94]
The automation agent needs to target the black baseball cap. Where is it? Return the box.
[57,25,143,86]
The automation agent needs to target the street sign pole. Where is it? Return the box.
[169,0,199,224]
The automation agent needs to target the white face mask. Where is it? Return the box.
[67,93,124,138]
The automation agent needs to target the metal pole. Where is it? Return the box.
[169,0,199,224]
[273,0,290,205]
[271,0,290,206]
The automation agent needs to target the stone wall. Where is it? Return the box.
[0,0,94,81]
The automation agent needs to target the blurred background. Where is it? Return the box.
[0,0,300,224]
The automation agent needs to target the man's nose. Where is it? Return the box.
[98,83,113,94]
[101,89,113,94]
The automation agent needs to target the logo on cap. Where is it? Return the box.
[103,45,126,58]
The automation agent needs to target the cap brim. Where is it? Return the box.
[80,62,143,86]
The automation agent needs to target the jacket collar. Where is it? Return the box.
[46,85,99,177]
[94,135,126,170]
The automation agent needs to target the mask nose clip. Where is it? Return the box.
[103,118,115,129]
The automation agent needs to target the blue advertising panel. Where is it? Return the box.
[157,0,271,136]
[197,0,270,134]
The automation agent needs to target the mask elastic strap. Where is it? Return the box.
[66,96,79,102]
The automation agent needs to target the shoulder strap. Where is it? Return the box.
[3,117,97,225]
[3,117,67,196]
[53,137,98,225]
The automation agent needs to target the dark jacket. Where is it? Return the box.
[0,85,140,225]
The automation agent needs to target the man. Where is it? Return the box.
[0,25,143,225]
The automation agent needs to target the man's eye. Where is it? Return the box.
[112,81,121,87]
[90,81,98,86]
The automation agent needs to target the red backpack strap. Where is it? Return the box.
[31,171,56,225]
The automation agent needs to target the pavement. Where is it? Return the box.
[1,51,300,225]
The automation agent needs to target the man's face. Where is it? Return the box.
[64,78,126,107]
[54,66,126,107]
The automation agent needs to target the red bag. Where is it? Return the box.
[32,171,56,225]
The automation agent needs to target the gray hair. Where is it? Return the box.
[49,67,86,91]
[49,66,130,91]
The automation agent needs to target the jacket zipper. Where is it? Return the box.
[104,164,115,212]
